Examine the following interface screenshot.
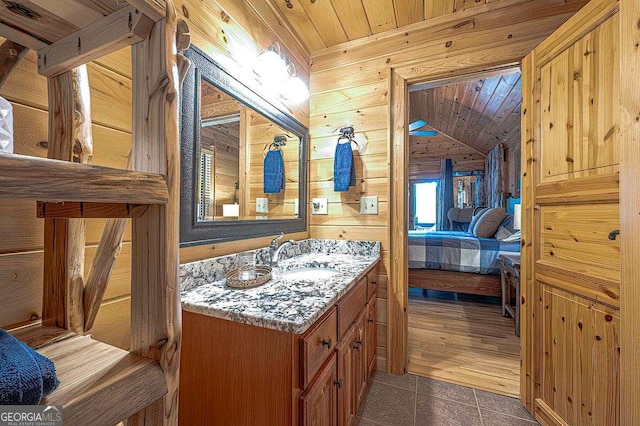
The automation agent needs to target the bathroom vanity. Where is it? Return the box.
[178,239,380,425]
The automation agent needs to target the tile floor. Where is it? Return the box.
[356,371,539,426]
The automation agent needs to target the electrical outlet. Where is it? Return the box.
[360,196,378,215]
[312,198,328,215]
[256,198,269,213]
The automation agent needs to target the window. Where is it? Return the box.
[414,181,438,229]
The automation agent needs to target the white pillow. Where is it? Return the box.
[501,231,521,242]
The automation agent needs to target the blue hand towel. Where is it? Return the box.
[264,149,285,194]
[0,329,59,404]
[334,142,356,192]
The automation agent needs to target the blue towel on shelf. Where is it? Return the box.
[334,142,356,192]
[264,149,285,194]
[0,329,59,404]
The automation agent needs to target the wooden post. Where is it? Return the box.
[42,66,92,333]
[128,0,182,423]
[0,40,27,88]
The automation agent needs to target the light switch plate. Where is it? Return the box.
[360,196,378,215]
[256,197,269,213]
[312,198,328,215]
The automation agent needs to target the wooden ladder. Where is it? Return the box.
[0,1,189,424]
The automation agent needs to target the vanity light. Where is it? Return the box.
[282,75,310,104]
[253,42,288,83]
[254,42,310,105]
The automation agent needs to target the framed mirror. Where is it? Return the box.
[180,46,308,246]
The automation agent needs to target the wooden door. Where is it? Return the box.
[521,0,622,424]
[300,354,338,426]
[337,325,356,426]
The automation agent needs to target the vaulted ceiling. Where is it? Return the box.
[409,72,522,155]
[268,0,500,51]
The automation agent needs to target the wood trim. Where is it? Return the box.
[619,0,640,423]
[408,269,502,297]
[37,202,149,218]
[37,6,154,77]
[0,154,169,204]
[408,65,521,92]
[535,260,620,308]
[534,398,570,426]
[535,173,619,205]
[388,69,408,375]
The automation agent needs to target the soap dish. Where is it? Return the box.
[225,265,272,289]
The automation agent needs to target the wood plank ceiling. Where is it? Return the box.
[409,72,522,155]
[269,0,507,51]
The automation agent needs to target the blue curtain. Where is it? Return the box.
[437,159,454,231]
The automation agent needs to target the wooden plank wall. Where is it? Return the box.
[1,0,310,348]
[308,0,587,372]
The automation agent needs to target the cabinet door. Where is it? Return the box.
[300,354,338,426]
[353,311,367,406]
[365,297,377,379]
[337,325,356,426]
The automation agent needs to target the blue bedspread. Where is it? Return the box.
[408,230,520,275]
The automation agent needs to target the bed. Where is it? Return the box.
[408,227,520,297]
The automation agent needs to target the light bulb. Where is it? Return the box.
[253,50,288,83]
[281,76,310,104]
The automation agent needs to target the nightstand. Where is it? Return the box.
[499,253,521,337]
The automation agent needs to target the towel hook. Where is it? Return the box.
[336,126,359,149]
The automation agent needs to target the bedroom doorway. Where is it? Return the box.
[404,70,523,397]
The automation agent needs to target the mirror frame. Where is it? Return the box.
[180,46,308,247]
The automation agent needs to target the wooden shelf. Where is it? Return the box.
[10,326,167,425]
[0,153,168,204]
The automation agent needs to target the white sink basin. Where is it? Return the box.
[278,267,341,280]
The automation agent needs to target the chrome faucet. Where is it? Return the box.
[270,232,296,267]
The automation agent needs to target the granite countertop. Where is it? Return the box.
[180,240,380,335]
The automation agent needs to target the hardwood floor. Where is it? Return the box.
[407,290,520,398]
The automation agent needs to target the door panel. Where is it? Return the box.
[521,0,621,424]
[540,14,620,184]
[540,287,619,425]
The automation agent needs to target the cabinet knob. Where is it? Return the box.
[368,318,374,323]
[353,341,362,350]
[321,338,332,349]
[371,281,378,286]
[608,230,620,241]
[333,379,341,388]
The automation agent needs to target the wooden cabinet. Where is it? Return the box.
[181,259,380,425]
[301,355,339,426]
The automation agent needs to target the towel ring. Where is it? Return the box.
[265,134,288,153]
[337,126,359,149]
